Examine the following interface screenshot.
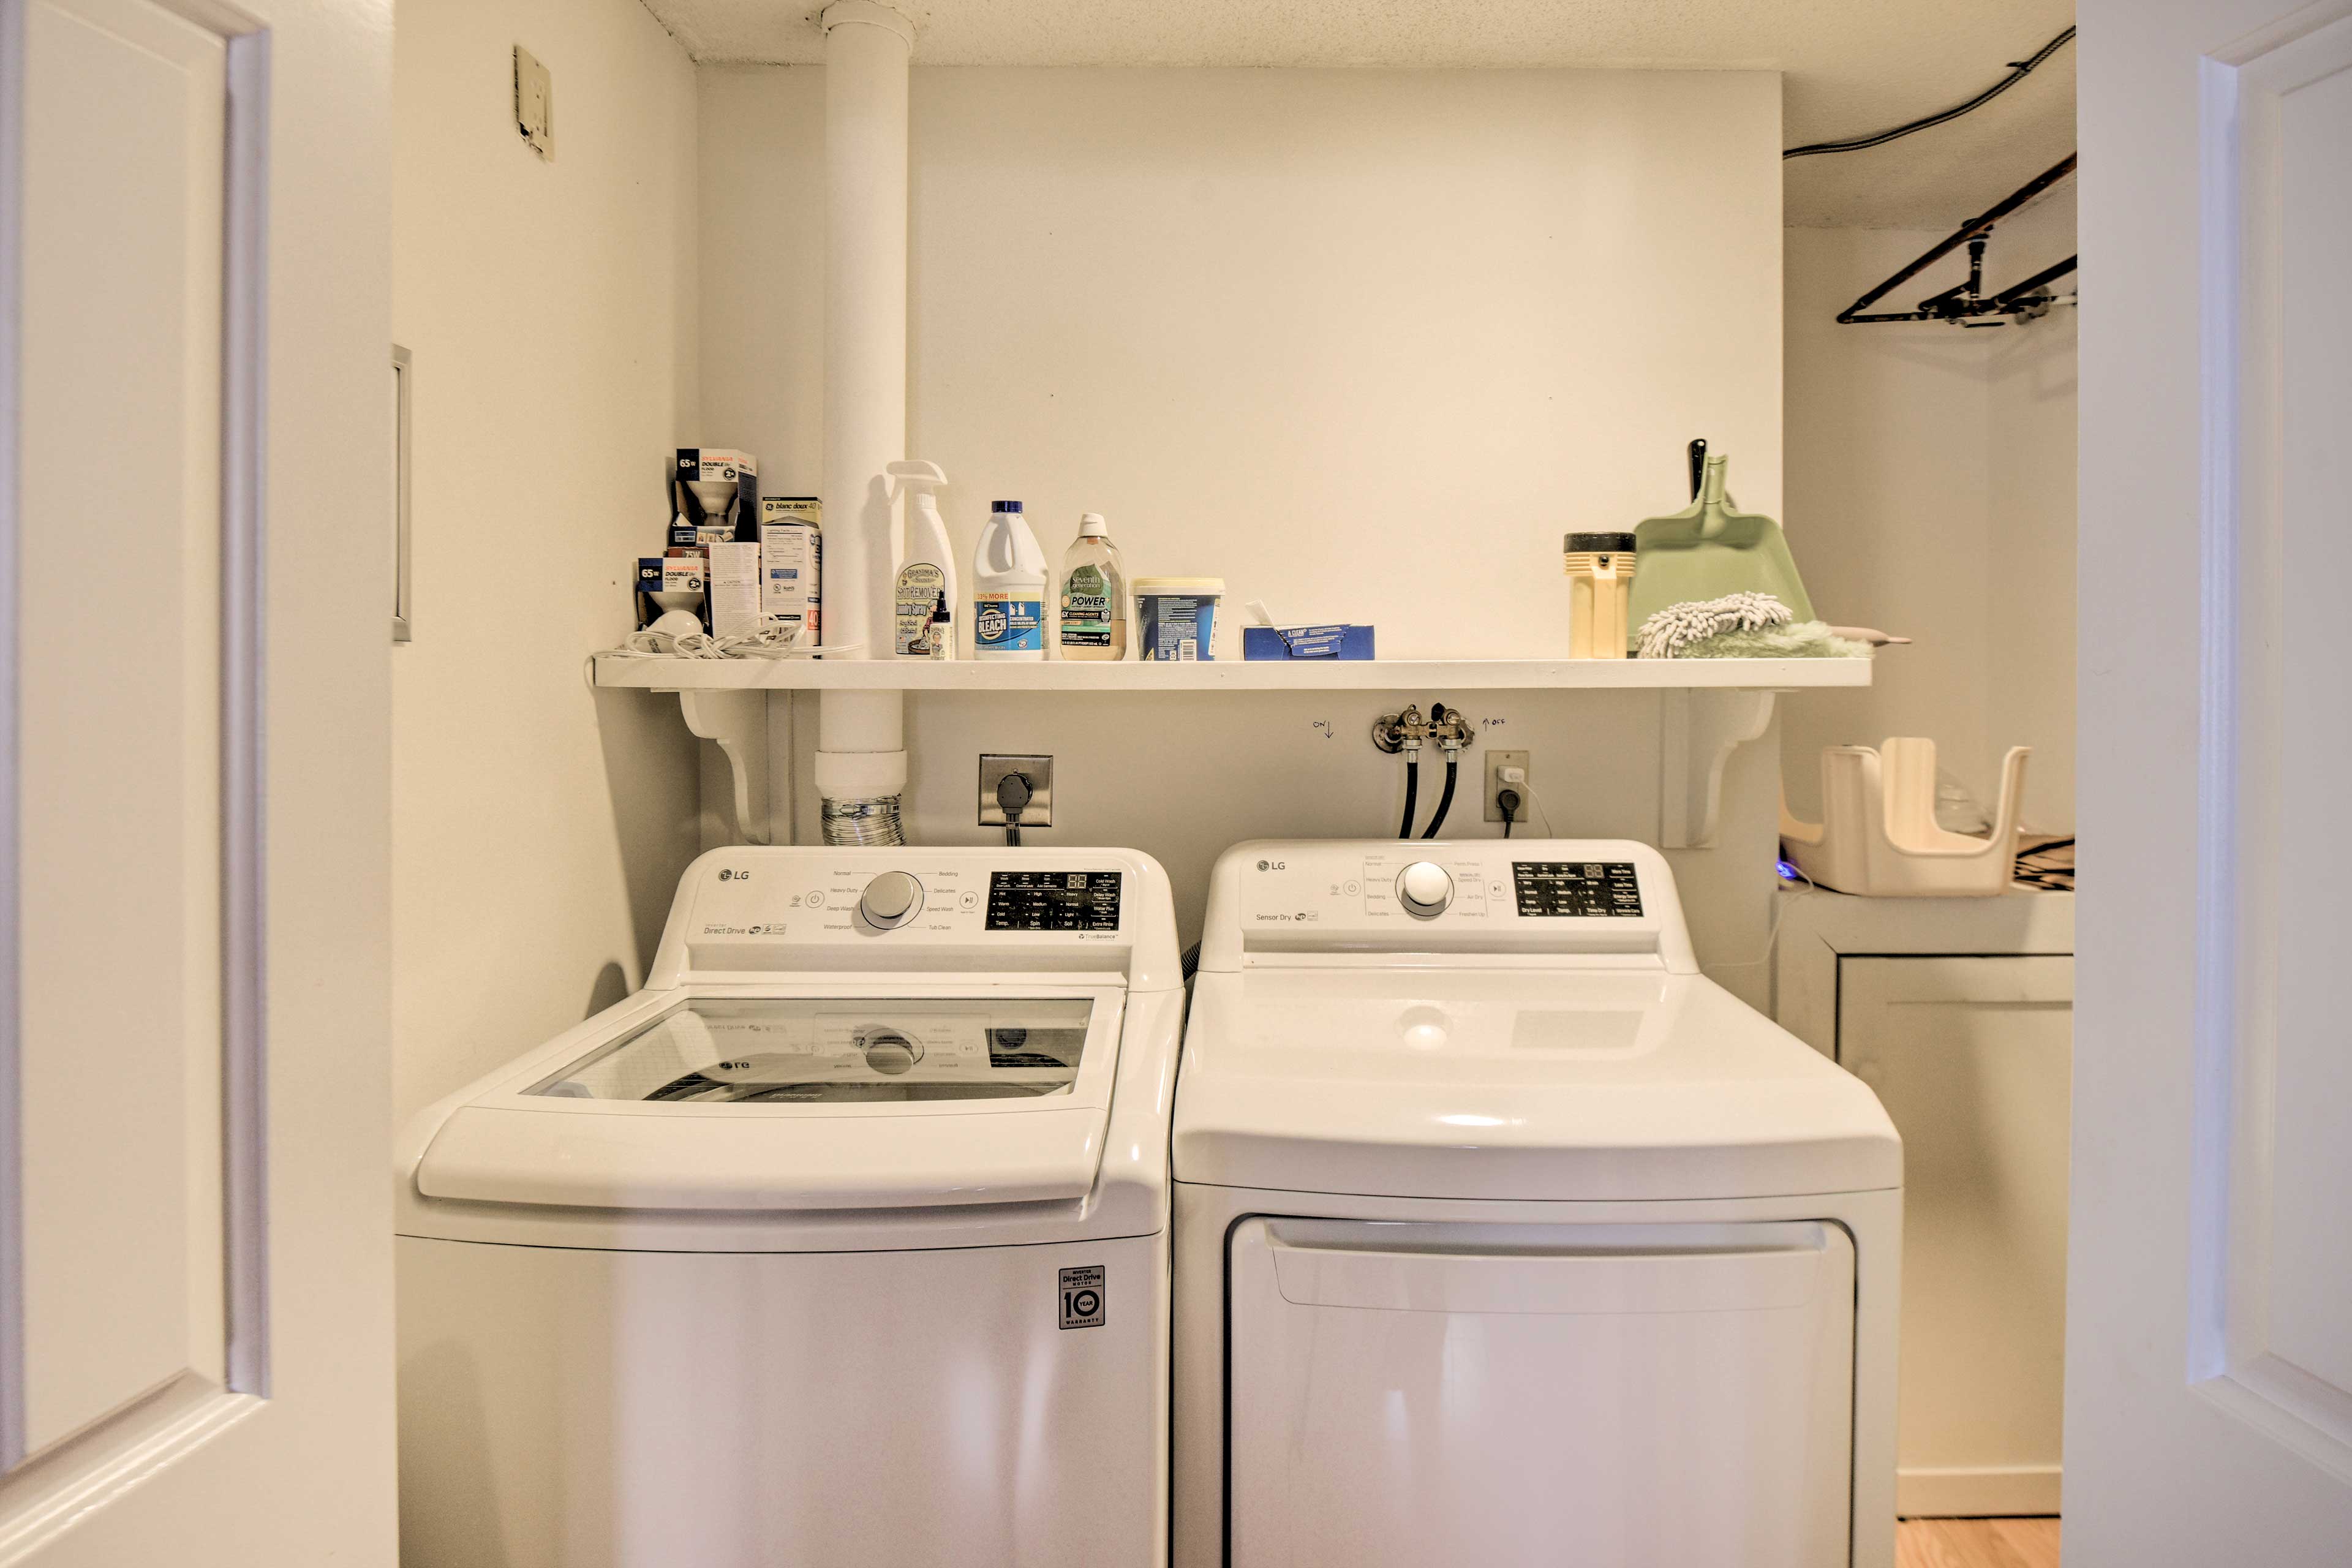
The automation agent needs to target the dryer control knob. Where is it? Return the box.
[1396,861,1453,918]
[859,871,924,930]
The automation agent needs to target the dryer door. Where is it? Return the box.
[1227,1218,1855,1568]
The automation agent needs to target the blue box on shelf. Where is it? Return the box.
[1242,624,1377,661]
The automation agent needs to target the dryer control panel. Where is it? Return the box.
[1203,839,1695,973]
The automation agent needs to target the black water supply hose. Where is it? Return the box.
[1398,752,1420,840]
[1420,754,1459,839]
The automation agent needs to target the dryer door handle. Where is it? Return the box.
[1264,1230,1832,1316]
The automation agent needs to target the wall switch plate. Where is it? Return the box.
[979,754,1053,827]
[1483,749,1531,823]
[513,45,553,159]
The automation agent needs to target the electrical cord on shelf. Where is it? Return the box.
[1398,752,1420,840]
[609,626,856,660]
[1420,754,1459,839]
[1783,25,2075,159]
[996,772,1032,848]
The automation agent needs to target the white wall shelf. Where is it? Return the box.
[590,655,1872,693]
[604,654,1869,853]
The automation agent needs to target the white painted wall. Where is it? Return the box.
[391,0,703,1121]
[705,65,1784,649]
[702,64,1792,995]
[1781,196,2076,834]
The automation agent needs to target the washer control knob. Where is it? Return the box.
[1396,861,1453,918]
[859,1028,922,1075]
[858,871,924,930]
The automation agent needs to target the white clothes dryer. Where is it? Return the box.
[1171,840,1903,1568]
[396,847,1182,1568]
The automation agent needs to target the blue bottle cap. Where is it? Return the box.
[992,499,1023,512]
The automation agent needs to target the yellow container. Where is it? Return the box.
[1563,532,1638,659]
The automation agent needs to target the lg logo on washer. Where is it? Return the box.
[1256,859,1285,872]
[716,867,752,881]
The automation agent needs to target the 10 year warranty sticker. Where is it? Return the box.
[1058,1265,1106,1330]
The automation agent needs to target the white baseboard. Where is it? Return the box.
[1898,1464,2062,1518]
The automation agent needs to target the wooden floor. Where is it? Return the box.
[1897,1517,2060,1568]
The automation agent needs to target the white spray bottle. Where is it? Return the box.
[887,460,957,660]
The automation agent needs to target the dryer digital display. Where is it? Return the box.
[1512,861,1643,918]
[987,870,1123,932]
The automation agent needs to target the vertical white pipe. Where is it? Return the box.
[820,0,910,660]
[815,2,913,815]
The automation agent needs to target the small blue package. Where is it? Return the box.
[1242,624,1376,661]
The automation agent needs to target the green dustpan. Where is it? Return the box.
[1629,451,1815,636]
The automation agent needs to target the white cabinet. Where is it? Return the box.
[1775,891,2073,1518]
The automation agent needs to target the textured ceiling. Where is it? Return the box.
[643,0,2076,230]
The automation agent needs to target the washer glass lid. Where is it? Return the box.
[527,998,1095,1104]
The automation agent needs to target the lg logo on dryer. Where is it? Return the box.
[1256,859,1285,872]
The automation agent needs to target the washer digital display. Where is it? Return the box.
[1513,861,1643,918]
[987,870,1123,932]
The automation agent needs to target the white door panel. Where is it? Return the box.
[17,0,226,1460]
[1,0,393,1558]
[2075,0,2352,1560]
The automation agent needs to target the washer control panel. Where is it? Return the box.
[685,856,1126,943]
[655,848,1180,992]
[986,870,1123,932]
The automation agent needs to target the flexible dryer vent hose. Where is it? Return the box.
[821,795,905,846]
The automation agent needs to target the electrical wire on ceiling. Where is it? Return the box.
[1783,24,2076,159]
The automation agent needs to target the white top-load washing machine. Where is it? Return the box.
[1171,840,1904,1568]
[396,846,1182,1568]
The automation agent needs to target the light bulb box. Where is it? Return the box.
[1242,623,1376,660]
[635,555,707,630]
[670,448,758,548]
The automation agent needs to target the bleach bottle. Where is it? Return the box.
[972,500,1046,661]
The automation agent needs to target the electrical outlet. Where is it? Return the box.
[979,754,1053,827]
[513,45,553,159]
[1483,750,1531,824]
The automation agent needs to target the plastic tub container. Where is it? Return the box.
[1132,578,1224,662]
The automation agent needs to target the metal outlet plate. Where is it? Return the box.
[1483,749,1531,823]
[979,754,1053,827]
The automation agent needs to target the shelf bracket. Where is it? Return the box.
[675,690,771,845]
[1659,688,1776,850]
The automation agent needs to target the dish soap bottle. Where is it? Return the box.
[1057,513,1127,660]
[887,460,957,659]
[972,500,1047,661]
